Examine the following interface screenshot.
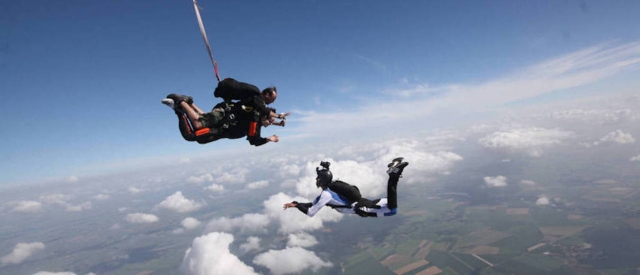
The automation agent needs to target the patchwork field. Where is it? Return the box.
[340,175,640,275]
[540,226,586,242]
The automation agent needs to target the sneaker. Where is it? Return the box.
[167,94,193,105]
[387,158,408,177]
[182,95,194,105]
[161,98,175,109]
[387,157,404,168]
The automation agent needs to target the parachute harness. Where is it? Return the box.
[192,0,220,82]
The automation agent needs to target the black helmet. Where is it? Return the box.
[316,161,333,187]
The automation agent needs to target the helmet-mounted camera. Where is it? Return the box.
[315,161,333,187]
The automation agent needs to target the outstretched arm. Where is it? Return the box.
[247,120,278,146]
[284,201,312,214]
[284,191,332,217]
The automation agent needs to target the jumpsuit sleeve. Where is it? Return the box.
[306,191,333,217]
[247,120,268,146]
[294,202,312,214]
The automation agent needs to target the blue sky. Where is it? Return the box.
[1,0,639,185]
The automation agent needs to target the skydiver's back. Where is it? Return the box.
[214,78,261,102]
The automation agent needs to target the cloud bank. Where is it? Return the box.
[484,176,507,187]
[10,200,43,213]
[479,127,574,157]
[253,247,333,275]
[180,232,257,275]
[125,213,159,224]
[240,237,261,253]
[287,232,319,248]
[1,242,45,265]
[536,196,550,206]
[157,191,203,213]
[205,213,270,233]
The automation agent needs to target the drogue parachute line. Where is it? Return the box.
[192,0,220,82]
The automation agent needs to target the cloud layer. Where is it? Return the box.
[253,247,333,275]
[1,242,45,265]
[157,192,203,213]
[180,233,257,275]
[484,176,507,187]
[479,127,574,157]
[125,213,159,224]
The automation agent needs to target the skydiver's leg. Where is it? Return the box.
[385,158,408,212]
[190,103,206,115]
[175,109,196,141]
[179,101,205,130]
[387,175,399,209]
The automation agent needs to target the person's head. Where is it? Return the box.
[261,87,277,104]
[315,161,332,189]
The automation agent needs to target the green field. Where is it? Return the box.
[496,254,576,275]
[425,250,473,275]
[452,253,491,269]
[490,223,542,253]
[339,175,640,275]
[344,252,394,275]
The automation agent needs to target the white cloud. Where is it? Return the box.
[287,232,318,248]
[279,164,301,178]
[1,242,45,265]
[205,184,224,193]
[247,180,269,190]
[598,130,635,144]
[536,196,550,205]
[484,176,507,187]
[215,169,248,184]
[583,130,636,147]
[32,272,78,275]
[187,174,214,184]
[39,194,71,205]
[630,155,640,162]
[11,200,43,213]
[38,194,92,212]
[467,124,494,134]
[520,180,536,186]
[253,247,333,275]
[174,217,202,234]
[547,109,637,124]
[239,237,261,253]
[157,191,203,213]
[479,127,574,157]
[66,176,78,183]
[128,187,143,194]
[125,213,159,224]
[92,194,109,201]
[291,42,640,139]
[179,232,257,275]
[334,138,463,185]
[65,202,92,212]
[205,213,270,233]
[182,217,201,230]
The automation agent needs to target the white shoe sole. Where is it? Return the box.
[161,98,175,109]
